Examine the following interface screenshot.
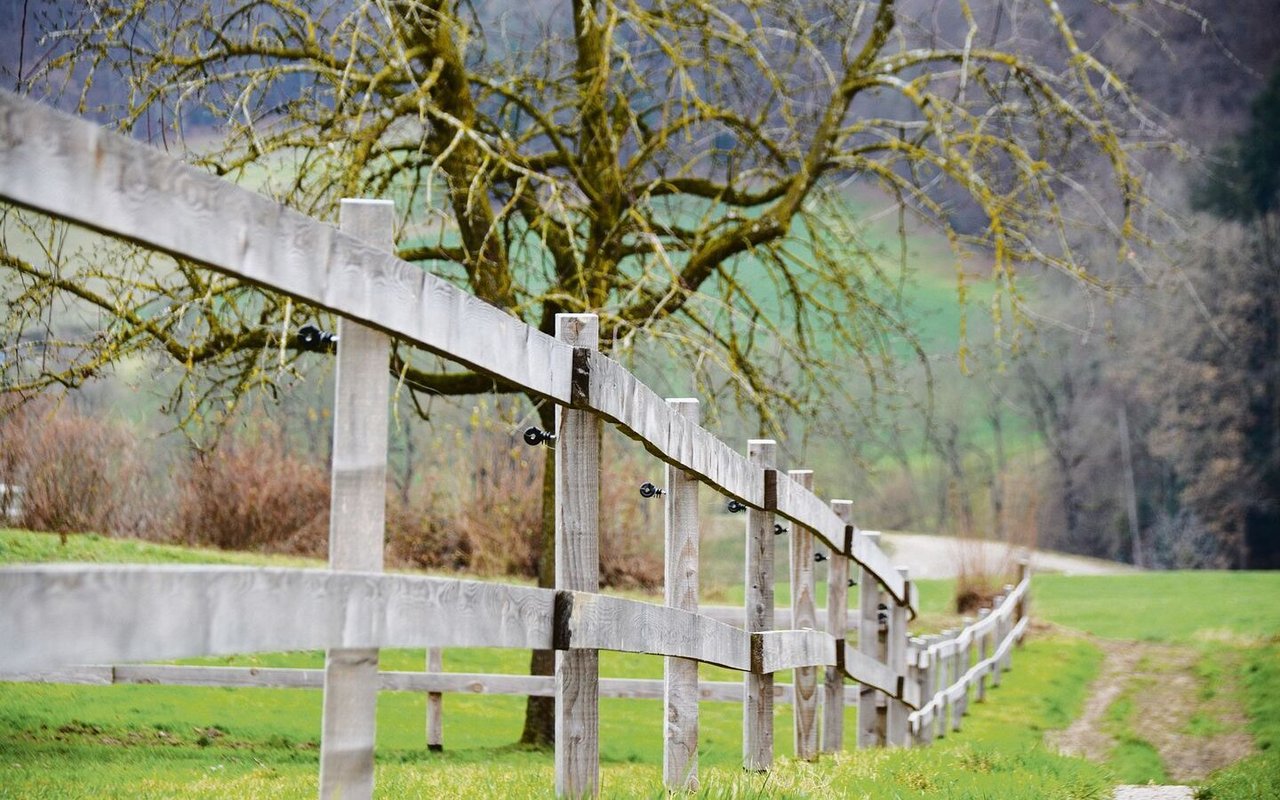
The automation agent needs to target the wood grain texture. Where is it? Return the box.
[787,470,819,761]
[701,605,854,630]
[743,439,776,772]
[755,629,836,674]
[822,500,852,754]
[664,398,700,792]
[586,355,762,507]
[0,566,554,671]
[555,314,601,800]
[886,567,910,747]
[0,91,572,404]
[321,198,393,800]
[563,592,749,671]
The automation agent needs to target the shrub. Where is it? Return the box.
[175,436,329,554]
[0,399,151,539]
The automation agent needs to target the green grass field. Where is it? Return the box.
[2,530,1278,798]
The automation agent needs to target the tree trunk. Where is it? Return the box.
[519,400,558,747]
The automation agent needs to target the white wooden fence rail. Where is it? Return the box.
[0,88,1030,798]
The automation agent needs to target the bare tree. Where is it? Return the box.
[3,0,1171,744]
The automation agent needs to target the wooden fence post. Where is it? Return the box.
[937,629,954,739]
[919,634,937,745]
[743,439,777,771]
[1016,558,1031,647]
[954,620,972,734]
[906,637,925,747]
[427,647,443,752]
[976,609,991,702]
[990,597,1005,689]
[886,567,910,746]
[318,198,393,800]
[664,398,700,792]
[555,313,600,800]
[1001,583,1016,672]
[856,531,885,749]
[788,470,819,761]
[822,500,853,754]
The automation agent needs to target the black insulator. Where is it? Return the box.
[639,481,665,499]
[726,499,747,514]
[774,524,788,536]
[814,552,828,562]
[523,427,556,447]
[848,578,858,588]
[297,324,338,352]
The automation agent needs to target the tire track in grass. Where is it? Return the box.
[1048,638,1254,785]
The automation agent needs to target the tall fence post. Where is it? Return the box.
[743,439,777,771]
[788,469,819,761]
[318,198,394,800]
[976,609,991,702]
[664,398,701,792]
[936,629,955,739]
[822,500,853,754]
[857,530,885,748]
[1001,583,1016,673]
[886,566,910,746]
[919,634,938,745]
[555,313,600,800]
[906,637,925,746]
[1016,558,1031,646]
[990,594,1006,689]
[426,647,444,752]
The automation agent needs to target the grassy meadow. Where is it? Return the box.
[2,529,1278,797]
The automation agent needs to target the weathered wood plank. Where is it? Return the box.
[822,501,852,754]
[0,665,114,685]
[756,629,836,674]
[555,314,601,800]
[851,529,908,605]
[0,566,554,670]
[0,91,573,404]
[584,354,762,507]
[788,470,819,761]
[743,439,776,772]
[2,665,865,706]
[320,197,393,800]
[664,398,700,792]
[701,605,854,630]
[840,641,899,700]
[562,592,748,672]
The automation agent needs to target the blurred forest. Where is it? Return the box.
[0,0,1277,574]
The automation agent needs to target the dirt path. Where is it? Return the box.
[1048,638,1254,784]
[879,533,1137,579]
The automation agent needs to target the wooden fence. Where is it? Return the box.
[0,90,1030,798]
